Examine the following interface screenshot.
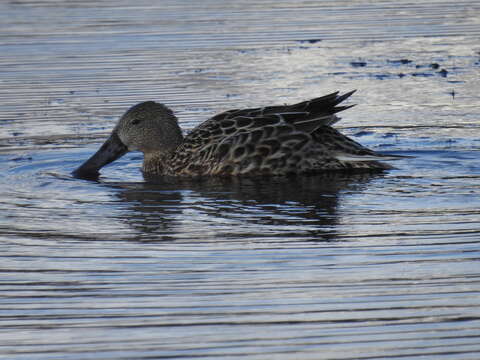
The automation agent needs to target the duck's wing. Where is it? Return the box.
[175,113,312,175]
[206,114,403,175]
[173,91,404,175]
[210,91,356,133]
[206,116,314,175]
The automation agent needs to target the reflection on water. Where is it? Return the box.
[114,173,381,242]
[1,0,480,359]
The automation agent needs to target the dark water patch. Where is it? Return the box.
[388,58,413,65]
[353,130,375,137]
[438,68,449,77]
[350,61,367,67]
[344,54,469,82]
[373,73,395,80]
[411,72,435,77]
[297,39,322,44]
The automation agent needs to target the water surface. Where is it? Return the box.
[1,1,480,359]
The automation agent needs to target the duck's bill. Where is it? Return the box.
[72,132,128,179]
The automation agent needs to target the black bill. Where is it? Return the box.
[72,132,128,179]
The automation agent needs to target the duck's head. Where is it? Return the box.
[72,101,183,179]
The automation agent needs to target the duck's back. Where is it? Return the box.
[164,91,394,176]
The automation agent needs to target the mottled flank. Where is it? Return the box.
[74,91,404,178]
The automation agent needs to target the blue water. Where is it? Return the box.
[1,1,480,359]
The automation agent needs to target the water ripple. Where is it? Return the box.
[1,0,480,359]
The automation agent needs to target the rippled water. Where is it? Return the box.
[1,1,480,359]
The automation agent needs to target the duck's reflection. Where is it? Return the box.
[109,172,384,242]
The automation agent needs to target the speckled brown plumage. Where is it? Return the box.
[143,91,393,176]
[73,91,403,179]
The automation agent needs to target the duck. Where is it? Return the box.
[73,90,403,179]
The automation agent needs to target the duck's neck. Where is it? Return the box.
[142,127,184,175]
[142,150,176,175]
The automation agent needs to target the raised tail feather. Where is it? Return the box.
[212,90,356,134]
[283,90,356,133]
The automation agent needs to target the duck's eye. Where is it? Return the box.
[131,119,142,125]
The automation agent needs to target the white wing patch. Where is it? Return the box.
[333,152,407,162]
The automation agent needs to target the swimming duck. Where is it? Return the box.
[73,91,402,178]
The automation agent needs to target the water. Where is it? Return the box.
[1,0,480,359]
